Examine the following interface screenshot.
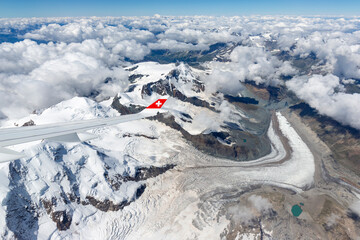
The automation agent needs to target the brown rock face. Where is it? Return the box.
[290,102,360,176]
[150,113,270,161]
[40,164,175,230]
[111,95,145,115]
[84,196,131,212]
[22,120,35,127]
[51,211,72,231]
[42,198,72,231]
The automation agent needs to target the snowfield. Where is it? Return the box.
[0,96,183,239]
[0,14,359,239]
[0,61,316,239]
[108,112,315,240]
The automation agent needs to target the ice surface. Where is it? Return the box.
[0,62,315,239]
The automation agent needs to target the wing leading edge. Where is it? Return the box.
[0,99,167,162]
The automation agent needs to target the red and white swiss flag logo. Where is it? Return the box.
[146,99,167,109]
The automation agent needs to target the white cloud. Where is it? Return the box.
[1,15,360,129]
[248,195,273,213]
[228,205,255,224]
[326,213,339,227]
[287,74,360,130]
[157,28,239,46]
[290,31,360,79]
[204,69,243,95]
[227,195,273,225]
[0,39,128,119]
[24,22,98,43]
[112,40,150,61]
[204,46,297,92]
[148,39,209,52]
[349,200,360,217]
[229,46,295,85]
[191,110,222,133]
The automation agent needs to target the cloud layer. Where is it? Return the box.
[287,74,360,129]
[0,16,359,129]
[0,39,128,118]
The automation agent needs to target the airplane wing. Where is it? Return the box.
[0,99,167,162]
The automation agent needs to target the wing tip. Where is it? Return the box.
[146,99,167,109]
[0,147,26,162]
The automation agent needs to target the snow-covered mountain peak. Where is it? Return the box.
[0,95,180,238]
[1,97,118,129]
[124,61,204,97]
[168,62,197,83]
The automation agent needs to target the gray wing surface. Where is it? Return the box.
[0,107,163,162]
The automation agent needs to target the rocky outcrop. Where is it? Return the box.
[22,120,35,127]
[38,163,175,231]
[136,63,215,111]
[51,211,72,231]
[42,198,72,231]
[140,79,214,110]
[150,113,270,161]
[84,196,131,212]
[290,102,360,176]
[104,164,176,191]
[6,161,39,239]
[111,95,145,115]
[122,133,157,140]
[129,74,147,83]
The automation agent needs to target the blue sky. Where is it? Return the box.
[0,0,359,17]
